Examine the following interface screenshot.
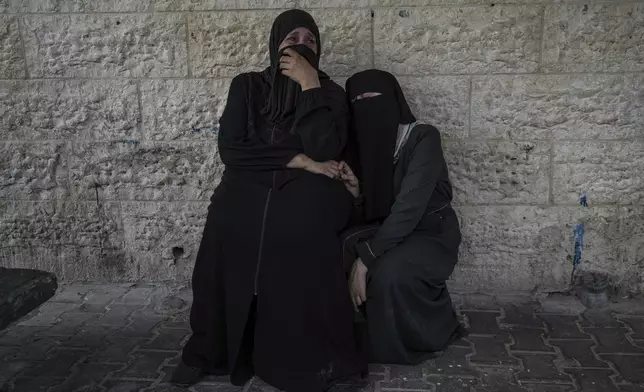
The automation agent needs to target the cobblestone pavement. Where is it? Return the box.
[1,284,644,392]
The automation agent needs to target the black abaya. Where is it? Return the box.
[343,70,466,365]
[181,10,364,392]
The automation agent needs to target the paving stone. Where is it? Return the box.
[501,304,544,329]
[427,376,478,391]
[50,285,93,304]
[580,310,623,328]
[120,314,167,338]
[0,361,32,387]
[89,337,143,363]
[82,285,132,305]
[509,328,554,353]
[389,364,424,381]
[379,378,435,390]
[548,340,609,368]
[0,345,17,360]
[563,368,619,392]
[0,325,46,346]
[76,303,110,314]
[3,338,61,360]
[21,348,87,379]
[192,383,245,392]
[17,302,80,327]
[522,385,574,392]
[619,317,644,340]
[142,328,189,350]
[425,346,478,378]
[540,316,589,339]
[64,326,120,348]
[461,294,500,311]
[619,386,644,392]
[514,353,571,383]
[111,350,175,380]
[600,355,644,384]
[463,311,503,336]
[103,380,156,392]
[585,327,644,354]
[45,312,101,336]
[115,287,156,306]
[469,335,519,367]
[51,362,123,392]
[7,376,63,392]
[94,305,142,327]
[471,368,529,392]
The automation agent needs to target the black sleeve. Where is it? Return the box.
[292,80,349,162]
[218,75,300,171]
[355,126,445,268]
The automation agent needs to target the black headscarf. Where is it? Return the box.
[345,69,416,223]
[262,9,328,125]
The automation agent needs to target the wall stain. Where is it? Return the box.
[190,125,219,133]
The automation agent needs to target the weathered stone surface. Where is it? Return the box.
[0,200,122,248]
[445,140,550,205]
[0,16,25,79]
[121,202,208,281]
[619,208,644,293]
[0,268,57,330]
[7,0,151,12]
[69,141,223,201]
[155,0,369,11]
[454,206,619,291]
[0,142,68,200]
[543,4,644,73]
[553,142,644,205]
[141,79,230,141]
[374,6,541,75]
[373,0,539,4]
[22,14,187,78]
[397,76,468,139]
[0,80,139,141]
[471,75,644,140]
[189,10,371,77]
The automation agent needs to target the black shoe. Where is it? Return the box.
[171,361,204,388]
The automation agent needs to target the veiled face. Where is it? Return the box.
[278,27,318,54]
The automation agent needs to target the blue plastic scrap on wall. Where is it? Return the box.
[572,223,585,267]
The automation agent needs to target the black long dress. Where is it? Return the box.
[182,71,364,391]
[343,124,464,365]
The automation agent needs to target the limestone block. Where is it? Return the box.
[619,207,644,292]
[154,0,369,12]
[8,0,151,12]
[59,246,134,282]
[445,140,550,205]
[0,80,139,141]
[472,75,644,140]
[543,4,644,73]
[0,200,121,249]
[0,142,68,200]
[372,0,536,4]
[22,14,187,78]
[189,10,371,77]
[553,142,644,205]
[0,16,25,79]
[455,206,619,291]
[121,201,209,281]
[374,6,542,75]
[0,247,62,277]
[69,141,223,201]
[397,76,469,139]
[141,79,230,141]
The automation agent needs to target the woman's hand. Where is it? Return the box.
[339,161,360,198]
[279,48,321,91]
[349,258,368,309]
[287,154,340,179]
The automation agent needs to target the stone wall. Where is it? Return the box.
[0,0,643,292]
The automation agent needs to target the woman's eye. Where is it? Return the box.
[286,36,296,42]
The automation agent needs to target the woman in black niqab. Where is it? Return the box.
[174,9,365,392]
[340,69,466,365]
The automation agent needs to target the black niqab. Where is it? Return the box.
[346,69,416,223]
[262,9,328,125]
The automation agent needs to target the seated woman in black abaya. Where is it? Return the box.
[173,10,364,392]
[338,70,468,365]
